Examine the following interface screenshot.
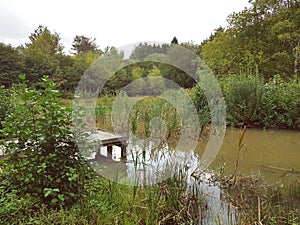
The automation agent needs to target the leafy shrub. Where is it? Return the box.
[221,73,264,127]
[192,73,300,129]
[0,86,13,131]
[1,75,92,208]
[258,75,300,129]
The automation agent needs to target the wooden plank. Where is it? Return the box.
[88,130,127,146]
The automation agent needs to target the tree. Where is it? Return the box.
[160,44,198,88]
[21,25,64,83]
[71,35,99,55]
[25,25,63,55]
[130,42,198,89]
[201,28,245,76]
[180,41,202,56]
[294,41,300,81]
[0,86,12,130]
[130,42,168,60]
[201,0,300,79]
[171,36,178,44]
[57,50,102,93]
[0,43,23,87]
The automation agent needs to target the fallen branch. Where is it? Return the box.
[260,165,300,174]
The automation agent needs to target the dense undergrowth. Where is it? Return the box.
[191,73,300,130]
[1,74,299,134]
[0,175,205,225]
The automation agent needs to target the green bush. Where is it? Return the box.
[191,73,300,129]
[0,86,12,131]
[221,73,264,127]
[1,75,92,208]
[258,76,300,129]
[189,85,211,132]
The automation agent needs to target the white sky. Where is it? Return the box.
[0,0,250,54]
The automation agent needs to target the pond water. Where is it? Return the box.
[90,137,238,224]
[88,127,299,224]
[196,128,300,184]
[93,127,300,185]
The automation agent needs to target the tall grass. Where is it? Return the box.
[128,97,181,139]
[0,171,205,224]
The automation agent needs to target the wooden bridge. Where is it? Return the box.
[87,130,127,162]
[0,130,128,162]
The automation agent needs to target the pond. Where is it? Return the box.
[91,127,300,185]
[87,127,300,224]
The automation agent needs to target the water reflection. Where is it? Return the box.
[87,128,300,224]
[88,136,237,224]
[188,173,237,225]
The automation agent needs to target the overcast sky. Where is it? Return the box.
[0,0,250,53]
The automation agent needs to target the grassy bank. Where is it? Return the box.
[1,161,299,224]
[0,173,204,225]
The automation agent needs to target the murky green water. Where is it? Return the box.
[196,128,300,184]
[89,126,300,224]
[97,117,300,185]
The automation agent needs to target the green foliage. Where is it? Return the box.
[180,41,202,55]
[20,25,64,83]
[0,86,13,130]
[25,25,63,55]
[221,73,264,127]
[201,0,300,79]
[214,73,300,129]
[0,173,203,224]
[201,28,242,76]
[71,35,99,55]
[1,76,91,208]
[129,43,198,89]
[189,85,211,132]
[57,50,102,94]
[162,45,198,88]
[258,75,300,129]
[0,190,39,225]
[128,97,181,138]
[102,66,134,96]
[130,42,168,61]
[0,43,23,87]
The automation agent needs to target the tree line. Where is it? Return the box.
[0,25,103,94]
[0,0,299,97]
[0,25,197,96]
